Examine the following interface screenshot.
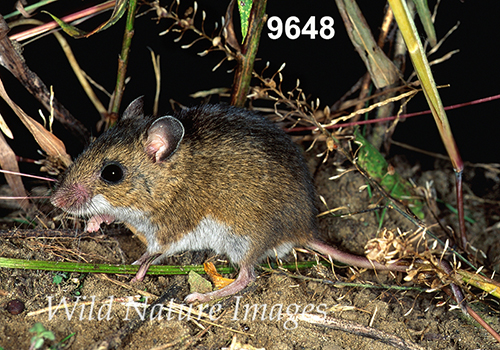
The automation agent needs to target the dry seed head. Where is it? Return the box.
[174,33,183,43]
[265,78,276,89]
[212,57,227,71]
[156,5,168,18]
[319,195,327,208]
[326,138,335,152]
[324,105,331,119]
[358,184,368,192]
[431,240,438,250]
[404,270,418,282]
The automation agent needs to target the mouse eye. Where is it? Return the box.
[100,162,125,184]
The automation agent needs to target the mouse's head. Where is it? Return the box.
[50,97,185,220]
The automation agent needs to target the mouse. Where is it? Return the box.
[51,97,407,303]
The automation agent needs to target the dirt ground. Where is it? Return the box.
[0,151,499,350]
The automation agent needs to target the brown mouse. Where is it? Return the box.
[51,97,407,303]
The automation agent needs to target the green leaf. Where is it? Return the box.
[42,11,88,37]
[30,323,46,334]
[32,338,44,349]
[237,0,253,41]
[42,331,55,341]
[42,0,129,39]
[52,274,63,285]
[355,129,425,219]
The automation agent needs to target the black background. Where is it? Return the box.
[0,0,498,169]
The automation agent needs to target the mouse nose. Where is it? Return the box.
[51,183,91,210]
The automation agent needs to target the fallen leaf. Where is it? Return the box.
[204,262,235,289]
[188,270,213,295]
[0,132,31,211]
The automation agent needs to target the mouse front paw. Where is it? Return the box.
[85,214,115,232]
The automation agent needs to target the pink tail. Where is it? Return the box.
[307,239,408,272]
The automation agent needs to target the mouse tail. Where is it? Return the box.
[307,239,408,272]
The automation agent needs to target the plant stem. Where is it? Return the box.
[4,0,59,20]
[387,0,467,249]
[111,0,138,118]
[0,257,223,275]
[230,0,267,107]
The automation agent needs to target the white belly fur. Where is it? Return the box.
[89,194,296,264]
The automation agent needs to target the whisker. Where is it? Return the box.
[0,196,50,200]
[0,169,56,182]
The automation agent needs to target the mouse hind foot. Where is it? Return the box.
[184,264,256,304]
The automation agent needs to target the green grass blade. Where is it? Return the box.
[388,0,463,172]
[412,0,436,47]
[0,257,224,275]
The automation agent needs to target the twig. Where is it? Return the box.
[230,0,267,107]
[291,313,424,350]
[0,15,89,143]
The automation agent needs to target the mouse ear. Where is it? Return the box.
[122,96,145,120]
[144,116,185,163]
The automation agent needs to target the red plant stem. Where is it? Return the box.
[287,94,500,132]
[9,0,116,42]
[442,286,500,343]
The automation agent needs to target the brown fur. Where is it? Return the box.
[52,98,405,303]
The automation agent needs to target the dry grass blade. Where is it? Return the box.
[0,77,72,168]
[0,17,89,143]
[0,132,31,211]
[335,0,399,89]
[0,111,13,139]
[11,18,109,125]
[223,0,241,52]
